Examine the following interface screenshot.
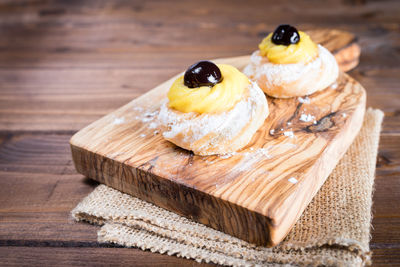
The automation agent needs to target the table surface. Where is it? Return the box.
[0,0,399,266]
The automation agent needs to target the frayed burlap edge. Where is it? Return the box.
[72,108,383,267]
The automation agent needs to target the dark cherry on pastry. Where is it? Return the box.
[271,24,300,46]
[184,61,223,88]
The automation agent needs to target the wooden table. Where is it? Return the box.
[0,0,399,266]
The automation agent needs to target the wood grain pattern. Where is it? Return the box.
[1,0,400,265]
[0,247,211,267]
[70,34,366,246]
[2,133,399,265]
[306,29,360,72]
[210,29,360,73]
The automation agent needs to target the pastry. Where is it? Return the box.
[244,24,339,98]
[158,60,269,156]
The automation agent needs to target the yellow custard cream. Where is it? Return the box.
[259,31,318,64]
[168,64,249,114]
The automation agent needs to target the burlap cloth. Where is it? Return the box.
[72,108,384,266]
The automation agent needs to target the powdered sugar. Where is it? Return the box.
[298,96,310,104]
[283,131,295,138]
[300,113,315,122]
[133,106,144,112]
[244,45,333,85]
[227,148,272,173]
[158,82,267,152]
[219,152,237,159]
[149,122,158,129]
[139,111,159,123]
[112,116,125,125]
[255,147,272,158]
[243,45,339,97]
[133,108,160,131]
[110,106,158,127]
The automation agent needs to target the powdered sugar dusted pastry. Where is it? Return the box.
[244,24,339,98]
[158,61,269,156]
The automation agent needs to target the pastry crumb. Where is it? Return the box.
[300,113,315,122]
[113,117,125,125]
[284,131,294,138]
[298,96,310,104]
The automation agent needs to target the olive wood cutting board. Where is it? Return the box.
[70,29,365,246]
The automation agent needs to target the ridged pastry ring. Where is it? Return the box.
[244,45,339,98]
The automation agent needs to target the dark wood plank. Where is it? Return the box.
[0,133,209,266]
[370,248,400,266]
[372,246,400,267]
[0,67,399,133]
[0,247,212,267]
[0,0,399,132]
[0,0,399,265]
[70,69,367,246]
[1,133,399,265]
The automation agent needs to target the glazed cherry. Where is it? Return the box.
[271,24,300,46]
[184,61,223,88]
